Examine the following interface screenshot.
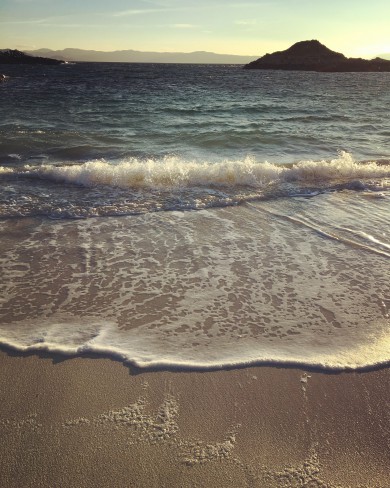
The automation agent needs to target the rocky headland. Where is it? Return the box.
[244,40,390,72]
[0,49,62,65]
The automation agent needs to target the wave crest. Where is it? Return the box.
[38,152,390,188]
[2,152,389,190]
[31,156,283,189]
[285,152,389,182]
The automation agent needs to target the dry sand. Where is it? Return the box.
[0,349,389,488]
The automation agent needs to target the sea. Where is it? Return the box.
[0,62,389,370]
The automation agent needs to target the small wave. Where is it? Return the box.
[20,156,284,189]
[0,166,14,174]
[0,324,389,372]
[5,152,389,190]
[284,152,390,182]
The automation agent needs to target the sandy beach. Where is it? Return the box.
[0,349,388,488]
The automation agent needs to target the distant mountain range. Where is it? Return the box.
[244,40,390,72]
[25,48,256,64]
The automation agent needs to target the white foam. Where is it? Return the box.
[285,152,390,181]
[14,152,390,190]
[0,193,389,371]
[0,315,389,370]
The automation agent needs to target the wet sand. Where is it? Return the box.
[0,350,388,488]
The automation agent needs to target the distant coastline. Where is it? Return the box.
[1,44,390,65]
[25,48,256,64]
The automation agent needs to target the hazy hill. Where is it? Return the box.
[27,48,256,64]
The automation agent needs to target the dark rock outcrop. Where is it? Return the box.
[244,40,390,72]
[0,49,62,65]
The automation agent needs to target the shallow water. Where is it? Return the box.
[0,191,389,369]
[0,64,389,369]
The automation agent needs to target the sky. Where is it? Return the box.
[1,0,390,57]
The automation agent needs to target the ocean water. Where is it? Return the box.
[0,63,389,370]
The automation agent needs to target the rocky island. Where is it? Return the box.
[244,40,390,72]
[0,49,62,65]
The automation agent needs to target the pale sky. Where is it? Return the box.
[1,0,390,57]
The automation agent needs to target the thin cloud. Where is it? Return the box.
[111,8,175,17]
[0,13,105,28]
[230,1,271,6]
[171,23,197,29]
[235,20,257,25]
[1,18,52,25]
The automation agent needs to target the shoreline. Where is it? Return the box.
[0,349,388,488]
[1,342,390,374]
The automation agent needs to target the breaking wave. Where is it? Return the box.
[3,152,390,190]
[1,152,389,220]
